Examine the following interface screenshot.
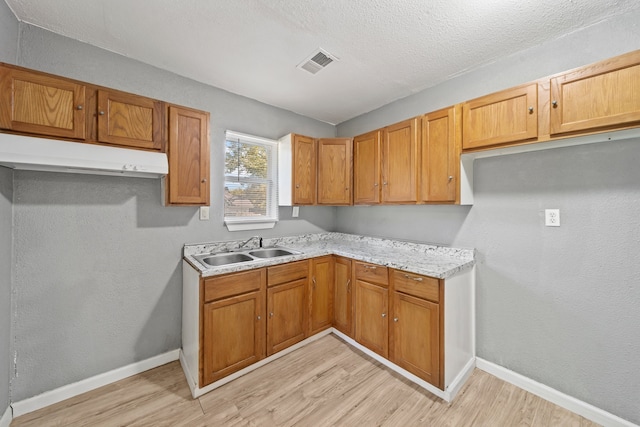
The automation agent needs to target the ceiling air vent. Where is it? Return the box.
[297,48,338,75]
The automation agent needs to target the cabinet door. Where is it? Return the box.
[390,292,441,388]
[462,83,538,150]
[166,106,210,206]
[292,134,316,205]
[267,278,307,356]
[421,106,459,203]
[355,280,388,358]
[97,90,163,151]
[202,290,265,386]
[353,130,382,205]
[310,256,334,335]
[550,52,640,135]
[333,256,353,337]
[0,66,86,139]
[382,118,419,203]
[317,138,352,205]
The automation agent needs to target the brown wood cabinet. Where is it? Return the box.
[309,256,334,335]
[0,66,86,140]
[462,83,538,150]
[390,270,442,388]
[420,106,460,203]
[333,256,353,337]
[292,134,317,205]
[165,105,210,206]
[96,89,163,151]
[354,262,389,358]
[201,269,266,386]
[382,118,420,203]
[266,261,309,356]
[317,138,352,205]
[353,130,382,205]
[550,51,640,136]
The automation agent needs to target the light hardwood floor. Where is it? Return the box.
[12,335,599,426]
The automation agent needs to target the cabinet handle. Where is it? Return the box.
[403,274,423,282]
[269,312,274,318]
[77,105,83,110]
[257,315,261,320]
[383,181,388,186]
[363,265,377,270]
[99,110,105,115]
[393,317,399,322]
[528,106,534,114]
[201,178,207,183]
[448,176,453,181]
[374,183,379,187]
[552,100,558,108]
[346,279,351,292]
[381,313,387,318]
[295,184,300,188]
[312,277,316,289]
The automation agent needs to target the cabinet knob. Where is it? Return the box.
[257,315,261,320]
[269,312,274,318]
[295,184,300,188]
[201,178,207,183]
[99,110,105,115]
[381,313,387,318]
[448,176,453,181]
[383,181,388,186]
[394,317,399,322]
[77,105,83,110]
[345,187,349,191]
[528,106,534,114]
[374,183,379,187]
[552,100,558,108]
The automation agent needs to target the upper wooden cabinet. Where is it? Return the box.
[353,130,382,205]
[382,117,420,204]
[0,66,86,140]
[165,105,210,206]
[462,83,538,150]
[292,134,317,205]
[550,51,640,136]
[317,138,352,205]
[420,106,460,203]
[96,90,163,151]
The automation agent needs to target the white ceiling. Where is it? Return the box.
[5,0,640,124]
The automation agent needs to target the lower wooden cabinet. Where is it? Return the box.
[309,256,334,335]
[266,261,309,356]
[200,268,266,387]
[333,256,353,337]
[354,261,390,358]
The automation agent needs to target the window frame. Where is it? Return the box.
[223,130,278,231]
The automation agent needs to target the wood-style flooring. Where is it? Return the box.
[11,335,599,426]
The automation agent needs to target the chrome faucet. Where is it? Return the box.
[239,235,263,249]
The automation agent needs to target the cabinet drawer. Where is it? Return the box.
[354,262,389,286]
[204,269,264,302]
[267,260,308,286]
[392,270,439,302]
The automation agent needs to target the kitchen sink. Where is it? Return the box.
[197,252,254,267]
[248,248,299,258]
[193,246,302,268]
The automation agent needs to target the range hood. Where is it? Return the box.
[0,133,168,178]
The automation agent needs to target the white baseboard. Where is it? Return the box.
[0,405,12,427]
[11,349,180,418]
[476,358,638,427]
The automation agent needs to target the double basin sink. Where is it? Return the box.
[194,247,302,268]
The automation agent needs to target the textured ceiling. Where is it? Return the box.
[5,0,640,124]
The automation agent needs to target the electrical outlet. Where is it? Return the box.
[292,206,300,218]
[199,206,210,221]
[545,209,560,227]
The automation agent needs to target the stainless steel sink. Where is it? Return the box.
[196,253,254,267]
[248,248,299,258]
[193,246,302,268]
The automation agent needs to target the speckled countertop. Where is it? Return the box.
[183,232,474,280]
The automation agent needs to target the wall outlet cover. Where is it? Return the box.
[545,209,560,227]
[292,206,300,217]
[199,206,210,221]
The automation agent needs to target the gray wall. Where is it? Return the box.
[336,9,640,425]
[0,0,18,417]
[10,23,336,401]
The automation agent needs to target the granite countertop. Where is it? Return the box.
[183,232,475,280]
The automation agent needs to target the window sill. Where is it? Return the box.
[224,219,277,232]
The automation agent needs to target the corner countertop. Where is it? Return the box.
[183,232,474,280]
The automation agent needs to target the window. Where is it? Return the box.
[224,130,278,231]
